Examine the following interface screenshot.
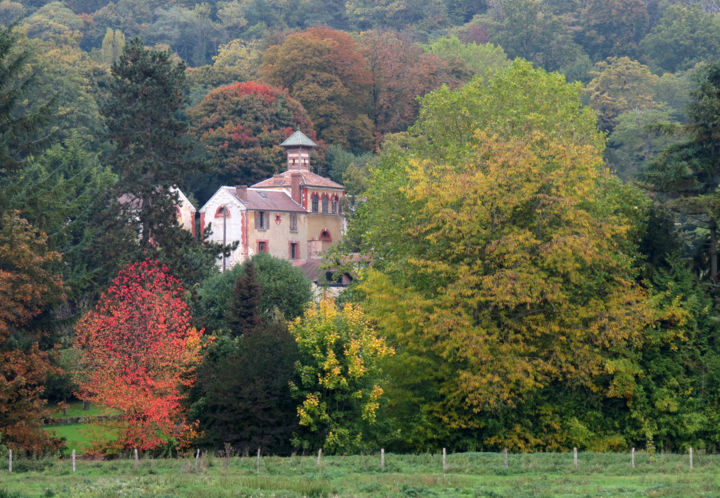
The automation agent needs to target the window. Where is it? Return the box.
[256,211,267,230]
[257,240,268,253]
[214,206,230,218]
[289,242,299,259]
[311,194,319,213]
[331,196,338,214]
[290,213,298,232]
[322,195,329,213]
[320,230,332,242]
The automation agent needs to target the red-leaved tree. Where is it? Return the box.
[73,260,203,451]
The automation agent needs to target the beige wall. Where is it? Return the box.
[248,211,309,261]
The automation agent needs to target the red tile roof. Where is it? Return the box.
[251,170,344,190]
[224,187,305,212]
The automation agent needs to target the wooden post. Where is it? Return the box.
[224,443,231,469]
[256,448,261,473]
[689,447,694,470]
[380,448,385,471]
[8,449,12,473]
[72,449,76,473]
[504,448,508,469]
[442,448,446,473]
[573,447,578,468]
[194,448,200,471]
[317,448,322,466]
[134,448,139,470]
[631,448,635,469]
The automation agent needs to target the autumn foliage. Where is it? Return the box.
[189,81,316,188]
[0,211,65,452]
[261,27,374,151]
[74,260,203,451]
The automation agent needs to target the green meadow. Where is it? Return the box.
[1,451,718,497]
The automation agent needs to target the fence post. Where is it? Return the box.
[631,448,635,469]
[256,448,261,473]
[689,447,693,470]
[442,448,446,473]
[194,448,199,471]
[573,447,578,469]
[72,449,76,473]
[134,448,139,470]
[8,449,12,473]
[380,448,385,471]
[504,448,508,469]
[317,448,322,466]
[224,443,232,469]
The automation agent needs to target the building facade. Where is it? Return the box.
[199,131,345,270]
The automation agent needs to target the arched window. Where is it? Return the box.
[331,196,338,214]
[214,206,230,218]
[321,195,329,213]
[320,230,332,242]
[311,194,319,213]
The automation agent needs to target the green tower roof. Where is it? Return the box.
[280,130,317,148]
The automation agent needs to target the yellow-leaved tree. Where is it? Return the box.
[355,59,654,451]
[289,297,393,453]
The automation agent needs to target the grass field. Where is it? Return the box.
[1,451,719,497]
[49,402,117,420]
[43,403,119,455]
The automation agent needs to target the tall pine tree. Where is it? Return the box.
[100,38,220,286]
[226,261,263,336]
[642,63,720,281]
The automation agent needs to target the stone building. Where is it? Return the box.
[199,131,345,271]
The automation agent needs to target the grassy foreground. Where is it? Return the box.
[1,451,719,497]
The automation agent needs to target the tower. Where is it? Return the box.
[281,130,317,171]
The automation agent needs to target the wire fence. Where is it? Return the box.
[4,446,718,475]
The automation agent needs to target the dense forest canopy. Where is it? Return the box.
[3,0,720,455]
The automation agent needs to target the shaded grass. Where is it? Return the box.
[49,402,118,420]
[2,452,720,497]
[43,423,118,454]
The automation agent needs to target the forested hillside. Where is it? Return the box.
[3,0,720,456]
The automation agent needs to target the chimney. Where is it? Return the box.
[291,173,302,204]
[235,185,248,202]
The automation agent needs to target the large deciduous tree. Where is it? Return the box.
[0,212,65,453]
[289,297,393,453]
[585,57,659,131]
[261,27,373,151]
[359,31,456,145]
[188,81,316,195]
[355,60,652,451]
[576,0,650,61]
[640,5,720,74]
[73,260,203,451]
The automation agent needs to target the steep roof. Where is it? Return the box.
[252,170,344,190]
[281,130,317,148]
[223,187,306,212]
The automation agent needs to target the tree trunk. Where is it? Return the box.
[711,222,718,281]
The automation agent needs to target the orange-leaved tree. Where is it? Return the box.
[0,211,65,453]
[73,260,203,451]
